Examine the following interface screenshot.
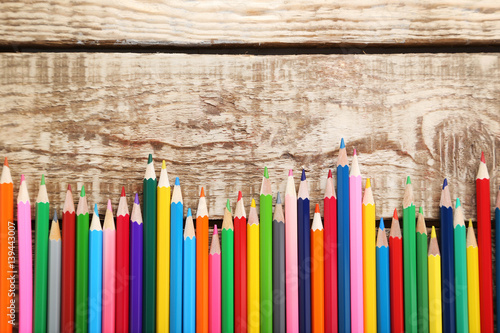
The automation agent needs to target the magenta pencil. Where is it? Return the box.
[285,169,299,332]
[18,175,32,333]
[102,199,116,333]
[209,225,222,333]
[324,169,338,333]
[350,149,364,332]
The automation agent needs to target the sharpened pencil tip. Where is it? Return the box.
[393,208,398,220]
[226,199,231,212]
[340,138,345,149]
[251,198,256,208]
[237,191,242,201]
[162,160,166,169]
[315,203,320,214]
[121,186,126,197]
[213,224,218,235]
[200,187,205,197]
[264,166,269,179]
[148,154,153,164]
[419,206,423,214]
[301,169,306,181]
[288,169,293,176]
[431,226,436,238]
[187,208,192,217]
[175,177,180,186]
[328,169,332,178]
[456,197,461,208]
[67,184,72,191]
[353,148,357,156]
[365,178,371,188]
[481,151,485,163]
[53,210,58,221]
[134,193,140,204]
[41,174,45,185]
[107,199,112,211]
[406,176,411,184]
[469,219,473,228]
[276,192,281,204]
[80,185,85,197]
[379,217,385,230]
[94,204,98,216]
[3,157,7,167]
[442,178,448,189]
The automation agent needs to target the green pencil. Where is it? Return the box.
[75,186,89,333]
[34,175,50,333]
[416,207,429,333]
[143,154,157,332]
[454,198,469,332]
[222,199,234,333]
[260,166,273,332]
[403,176,417,333]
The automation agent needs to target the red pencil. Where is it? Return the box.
[116,187,130,333]
[61,185,75,333]
[234,191,247,333]
[324,169,338,333]
[476,152,494,332]
[389,208,404,333]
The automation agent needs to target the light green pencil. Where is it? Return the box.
[221,199,234,333]
[454,198,469,332]
[260,167,273,332]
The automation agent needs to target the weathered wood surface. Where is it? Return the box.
[0,53,498,219]
[1,0,500,47]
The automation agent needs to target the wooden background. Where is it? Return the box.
[0,1,499,222]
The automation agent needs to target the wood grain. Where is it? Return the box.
[0,0,499,47]
[0,53,498,219]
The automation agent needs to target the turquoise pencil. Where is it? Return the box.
[88,204,103,333]
[170,177,183,332]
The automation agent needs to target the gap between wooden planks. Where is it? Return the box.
[0,53,498,220]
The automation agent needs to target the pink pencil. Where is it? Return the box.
[285,169,299,332]
[102,199,116,333]
[18,175,32,333]
[209,225,221,333]
[350,149,364,332]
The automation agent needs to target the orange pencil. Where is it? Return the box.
[311,204,325,333]
[0,158,13,333]
[197,187,209,333]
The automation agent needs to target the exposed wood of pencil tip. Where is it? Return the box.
[467,220,478,248]
[49,219,61,241]
[376,224,388,248]
[184,214,195,239]
[221,207,234,231]
[416,212,427,235]
[389,210,402,239]
[428,228,440,256]
[210,226,221,255]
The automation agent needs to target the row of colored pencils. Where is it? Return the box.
[0,144,498,333]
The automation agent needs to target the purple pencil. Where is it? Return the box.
[130,193,143,332]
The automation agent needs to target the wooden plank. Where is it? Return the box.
[0,1,499,47]
[0,53,498,219]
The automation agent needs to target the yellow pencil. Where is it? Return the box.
[362,178,376,332]
[467,219,481,333]
[157,160,171,332]
[247,198,260,333]
[428,226,442,333]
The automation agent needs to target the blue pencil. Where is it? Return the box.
[440,178,455,333]
[495,186,500,329]
[170,177,184,332]
[297,169,311,333]
[183,208,196,333]
[376,218,390,333]
[337,138,350,332]
[88,204,103,333]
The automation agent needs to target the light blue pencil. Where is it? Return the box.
[88,204,103,333]
[170,177,183,332]
[376,218,390,333]
[183,208,196,333]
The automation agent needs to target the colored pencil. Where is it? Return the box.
[285,170,299,332]
[116,187,130,333]
[496,187,500,330]
[209,225,222,333]
[324,169,338,333]
[362,177,376,332]
[75,185,89,333]
[102,199,116,333]
[0,158,13,333]
[376,218,390,333]
[61,184,76,333]
[440,178,455,333]
[34,175,50,333]
[350,150,364,332]
[466,219,480,333]
[222,199,235,333]
[259,167,273,332]
[143,153,157,332]
[157,160,171,333]
[389,208,404,333]
[273,192,285,333]
[47,211,61,333]
[416,207,429,333]
[298,169,311,333]
[247,198,260,333]
[428,227,442,333]
[88,204,103,333]
[476,152,493,332]
[18,175,32,333]
[234,191,247,333]
[453,198,468,333]
[197,187,209,333]
[403,176,417,332]
[170,177,183,333]
[183,208,196,333]
[337,138,350,333]
[311,204,324,333]
[130,193,144,333]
